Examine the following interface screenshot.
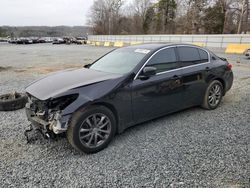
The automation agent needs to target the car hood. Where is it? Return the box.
[25,68,121,100]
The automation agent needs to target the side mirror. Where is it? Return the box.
[143,66,157,76]
[138,66,157,80]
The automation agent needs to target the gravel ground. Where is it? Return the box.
[0,43,249,188]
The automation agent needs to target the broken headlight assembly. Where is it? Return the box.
[48,94,79,111]
[47,94,79,134]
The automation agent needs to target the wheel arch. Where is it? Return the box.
[206,75,226,95]
[89,102,120,133]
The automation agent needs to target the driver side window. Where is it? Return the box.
[147,47,178,73]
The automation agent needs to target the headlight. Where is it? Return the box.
[48,94,78,110]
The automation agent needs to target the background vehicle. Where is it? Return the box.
[16,38,33,44]
[71,38,82,45]
[8,38,17,44]
[76,37,87,44]
[244,49,250,58]
[52,38,65,44]
[25,44,233,153]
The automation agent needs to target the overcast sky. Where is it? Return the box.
[0,0,94,26]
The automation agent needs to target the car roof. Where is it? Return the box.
[123,43,203,51]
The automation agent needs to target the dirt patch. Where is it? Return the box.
[0,66,12,72]
[14,64,83,75]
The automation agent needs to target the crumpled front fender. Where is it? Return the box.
[59,77,125,116]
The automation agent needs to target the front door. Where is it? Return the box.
[131,47,185,123]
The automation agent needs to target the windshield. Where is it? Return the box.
[89,48,149,74]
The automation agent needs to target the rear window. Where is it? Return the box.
[198,49,209,63]
[178,47,200,66]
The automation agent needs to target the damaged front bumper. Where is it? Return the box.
[25,103,71,135]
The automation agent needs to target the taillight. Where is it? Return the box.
[227,63,232,71]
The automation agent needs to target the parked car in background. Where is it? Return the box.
[52,38,65,44]
[76,37,87,44]
[16,38,33,44]
[244,49,250,58]
[71,38,82,45]
[8,38,17,44]
[0,37,8,42]
[25,44,233,153]
[39,37,53,43]
[37,38,46,43]
[30,37,40,44]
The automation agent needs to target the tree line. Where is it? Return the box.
[0,26,91,38]
[88,0,250,35]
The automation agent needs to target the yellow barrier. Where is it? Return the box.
[225,44,250,54]
[114,41,124,47]
[87,41,91,44]
[193,42,205,47]
[95,42,101,46]
[130,41,142,46]
[91,41,96,46]
[104,42,111,47]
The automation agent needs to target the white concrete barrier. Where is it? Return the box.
[88,34,250,48]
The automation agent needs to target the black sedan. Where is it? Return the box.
[25,44,233,153]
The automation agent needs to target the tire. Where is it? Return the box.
[67,106,116,154]
[202,80,224,110]
[0,92,28,111]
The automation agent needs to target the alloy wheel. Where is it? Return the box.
[208,83,222,107]
[79,113,111,148]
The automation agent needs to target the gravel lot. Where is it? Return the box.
[0,43,249,188]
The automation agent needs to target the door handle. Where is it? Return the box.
[173,75,181,79]
[172,75,182,86]
[205,67,211,71]
[174,79,181,85]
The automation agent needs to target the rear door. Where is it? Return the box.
[177,46,211,107]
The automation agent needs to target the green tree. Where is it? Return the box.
[203,2,225,34]
[156,0,177,33]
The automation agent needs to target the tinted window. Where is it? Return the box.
[147,48,178,73]
[178,47,200,66]
[198,49,209,63]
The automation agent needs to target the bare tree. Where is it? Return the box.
[89,0,124,34]
[134,0,152,21]
[88,0,250,34]
[131,0,153,33]
[237,0,249,33]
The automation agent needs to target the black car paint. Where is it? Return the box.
[25,44,233,134]
[25,68,122,100]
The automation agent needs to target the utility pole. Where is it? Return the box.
[108,8,111,35]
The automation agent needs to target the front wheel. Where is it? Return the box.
[67,106,116,154]
[202,80,223,110]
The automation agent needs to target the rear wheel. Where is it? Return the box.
[67,106,116,153]
[202,80,223,110]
